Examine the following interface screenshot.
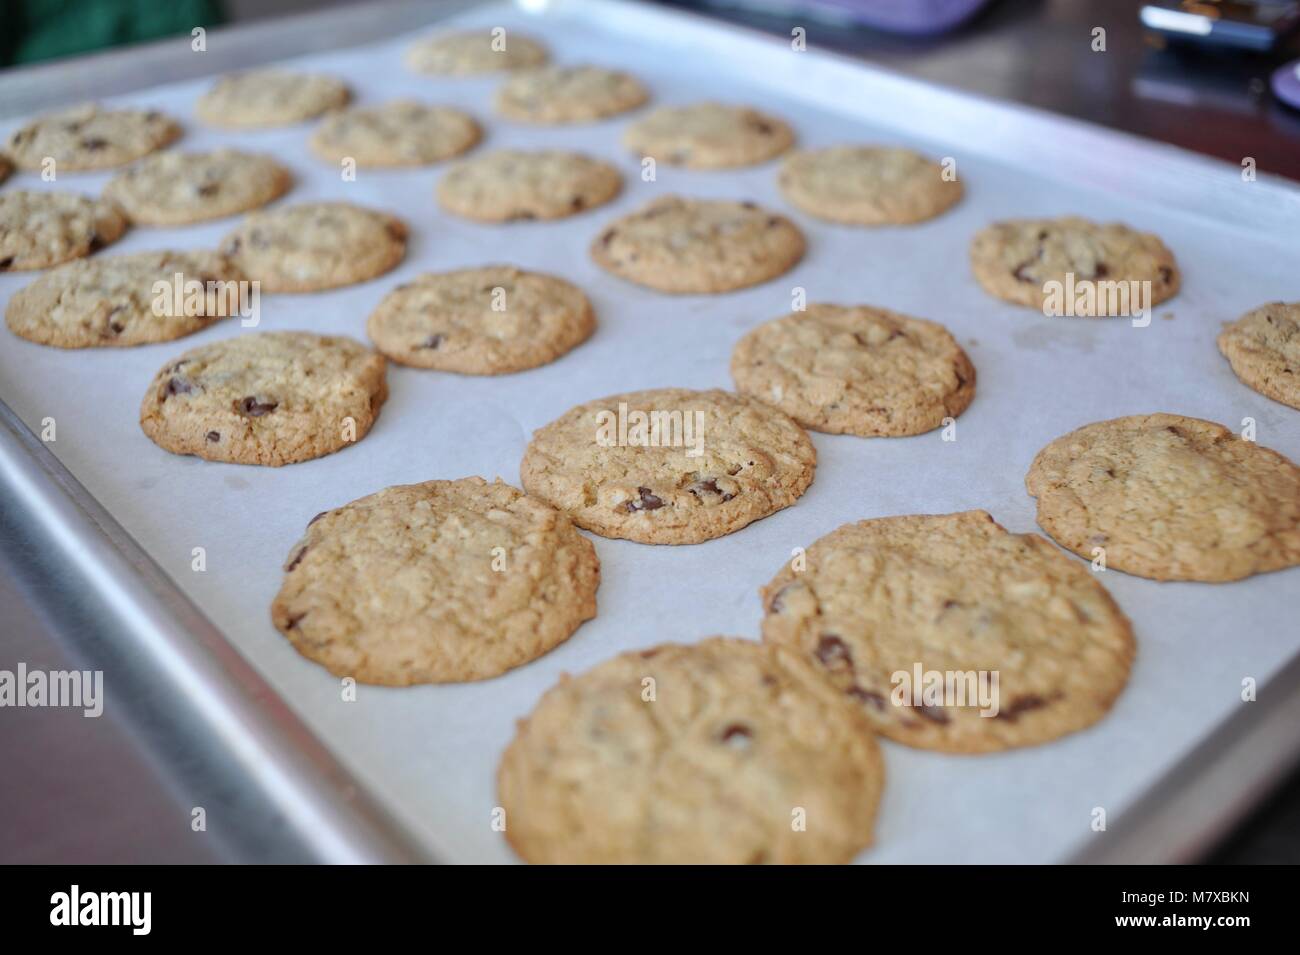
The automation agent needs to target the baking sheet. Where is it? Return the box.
[2,0,1298,864]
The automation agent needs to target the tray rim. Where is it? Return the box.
[1,0,1297,864]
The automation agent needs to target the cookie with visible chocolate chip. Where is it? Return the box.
[5,104,181,172]
[731,304,975,436]
[1026,413,1300,581]
[139,331,387,466]
[495,65,649,124]
[272,477,599,685]
[623,102,794,169]
[309,101,480,167]
[195,70,350,128]
[970,217,1180,314]
[498,637,883,864]
[219,202,406,292]
[367,266,594,374]
[103,149,291,226]
[1217,302,1300,411]
[778,146,961,225]
[591,196,805,294]
[520,387,815,545]
[761,511,1135,754]
[404,29,549,75]
[6,250,243,348]
[0,190,128,271]
[437,150,621,222]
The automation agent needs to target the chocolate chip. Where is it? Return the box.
[847,686,886,710]
[164,376,193,397]
[638,648,661,659]
[419,334,444,350]
[720,723,753,747]
[87,232,104,253]
[815,634,851,669]
[570,196,585,211]
[740,201,757,209]
[1158,266,1173,284]
[995,694,1051,722]
[912,702,950,724]
[754,121,773,135]
[237,396,278,417]
[623,486,664,512]
[286,546,308,571]
[206,431,220,442]
[1093,263,1109,278]
[196,183,219,197]
[0,257,13,271]
[284,612,306,630]
[687,478,735,503]
[81,137,108,151]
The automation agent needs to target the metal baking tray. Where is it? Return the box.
[2,0,1298,864]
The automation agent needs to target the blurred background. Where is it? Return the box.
[3,0,1300,178]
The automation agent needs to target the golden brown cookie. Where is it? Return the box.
[218,202,406,292]
[778,146,961,225]
[271,477,599,685]
[139,331,387,466]
[970,217,1180,315]
[103,149,291,226]
[6,250,243,347]
[404,29,549,75]
[761,511,1135,753]
[0,190,128,271]
[591,196,805,294]
[731,304,975,436]
[308,101,480,167]
[623,102,794,169]
[436,150,621,222]
[366,266,594,374]
[1026,413,1300,581]
[495,65,648,124]
[498,637,884,864]
[1217,302,1300,411]
[195,71,349,128]
[520,387,816,544]
[5,104,181,172]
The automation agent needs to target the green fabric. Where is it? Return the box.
[2,0,226,66]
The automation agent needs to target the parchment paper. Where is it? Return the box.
[2,0,1298,863]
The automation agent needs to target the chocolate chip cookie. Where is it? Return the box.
[1217,302,1300,411]
[219,202,406,292]
[591,196,805,294]
[436,150,621,222]
[271,477,599,684]
[103,149,292,225]
[520,387,816,545]
[778,146,962,225]
[0,190,128,271]
[195,70,350,128]
[731,304,975,436]
[139,331,387,466]
[970,217,1180,314]
[5,104,181,172]
[495,65,649,124]
[623,102,794,169]
[404,29,549,75]
[6,250,243,348]
[309,101,481,167]
[366,266,594,374]
[1026,413,1300,581]
[498,637,883,864]
[761,511,1135,754]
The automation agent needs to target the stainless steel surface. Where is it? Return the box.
[1072,649,1300,863]
[1,0,1298,864]
[0,401,429,863]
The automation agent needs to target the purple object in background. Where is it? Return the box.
[727,0,995,34]
[1273,59,1300,111]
